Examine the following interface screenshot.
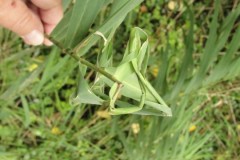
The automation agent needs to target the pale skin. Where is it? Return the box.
[0,0,63,46]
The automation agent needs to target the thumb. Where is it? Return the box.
[0,0,44,45]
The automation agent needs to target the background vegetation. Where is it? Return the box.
[0,0,240,159]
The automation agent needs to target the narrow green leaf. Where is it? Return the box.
[20,95,30,128]
[70,65,104,105]
[64,0,105,48]
[74,0,144,56]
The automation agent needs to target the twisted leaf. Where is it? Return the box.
[100,28,172,116]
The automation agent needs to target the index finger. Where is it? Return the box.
[31,0,63,45]
[31,0,63,34]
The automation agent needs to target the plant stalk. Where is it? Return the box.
[44,34,122,84]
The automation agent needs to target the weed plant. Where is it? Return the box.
[0,0,240,159]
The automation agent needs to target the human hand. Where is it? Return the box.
[0,0,63,46]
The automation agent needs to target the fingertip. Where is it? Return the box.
[44,38,53,46]
[22,30,44,46]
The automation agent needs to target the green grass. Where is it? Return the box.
[0,0,240,159]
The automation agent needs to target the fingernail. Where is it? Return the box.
[22,30,44,46]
